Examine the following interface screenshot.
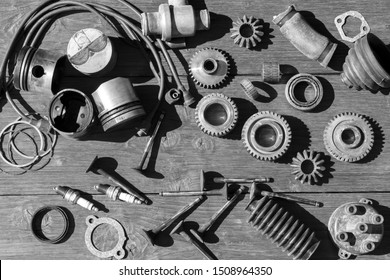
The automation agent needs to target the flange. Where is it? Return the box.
[242,111,291,161]
[334,11,370,43]
[285,73,323,111]
[85,215,127,260]
[291,150,325,185]
[189,48,230,89]
[323,112,374,162]
[195,93,238,137]
[328,198,384,259]
[230,15,263,48]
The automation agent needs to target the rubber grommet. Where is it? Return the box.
[30,206,70,244]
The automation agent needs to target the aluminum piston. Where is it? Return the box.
[92,77,146,131]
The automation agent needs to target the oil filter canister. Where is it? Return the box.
[92,77,146,131]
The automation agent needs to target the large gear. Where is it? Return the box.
[189,48,230,89]
[291,150,325,185]
[242,111,291,161]
[195,93,238,137]
[230,15,264,48]
[324,112,374,162]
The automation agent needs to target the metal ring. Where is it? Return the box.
[285,73,323,111]
[85,215,127,260]
[30,206,70,244]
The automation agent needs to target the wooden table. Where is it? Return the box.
[0,0,390,260]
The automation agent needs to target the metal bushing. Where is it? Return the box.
[30,206,70,244]
[195,93,238,137]
[242,111,291,161]
[230,15,263,48]
[261,62,281,84]
[85,215,127,259]
[13,46,63,94]
[335,11,370,43]
[291,150,325,185]
[285,73,323,111]
[189,48,230,89]
[323,112,374,162]
[328,198,384,259]
[240,79,260,100]
[67,28,117,76]
[49,89,95,139]
[92,77,146,131]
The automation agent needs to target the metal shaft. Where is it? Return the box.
[180,231,217,260]
[198,186,245,233]
[213,177,271,184]
[159,190,223,197]
[261,191,323,207]
[135,111,165,171]
[153,196,204,233]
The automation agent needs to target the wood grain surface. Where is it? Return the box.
[0,0,390,260]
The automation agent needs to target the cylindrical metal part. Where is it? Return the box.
[273,5,337,67]
[92,77,146,131]
[13,46,63,94]
[67,28,117,76]
[94,184,141,204]
[213,177,271,184]
[53,186,99,212]
[48,89,95,139]
[261,62,281,83]
[261,191,322,207]
[159,190,223,197]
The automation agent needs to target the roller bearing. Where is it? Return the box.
[231,15,264,48]
[242,111,291,161]
[323,112,374,162]
[195,93,238,137]
[189,48,230,89]
[285,73,323,111]
[291,150,325,185]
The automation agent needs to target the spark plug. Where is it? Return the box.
[94,184,142,204]
[53,186,99,212]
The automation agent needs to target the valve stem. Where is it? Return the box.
[94,184,142,204]
[53,186,99,212]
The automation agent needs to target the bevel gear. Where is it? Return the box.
[291,150,325,185]
[324,112,374,162]
[195,93,238,137]
[189,48,230,89]
[231,15,264,48]
[242,111,291,161]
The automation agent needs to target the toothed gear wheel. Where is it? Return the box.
[291,150,325,185]
[231,15,264,48]
[242,111,291,161]
[323,112,374,162]
[240,78,260,100]
[189,48,230,89]
[195,93,238,137]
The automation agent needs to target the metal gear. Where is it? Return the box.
[240,78,260,100]
[195,93,238,137]
[189,48,230,89]
[291,150,325,185]
[324,112,374,162]
[231,15,264,48]
[242,111,291,161]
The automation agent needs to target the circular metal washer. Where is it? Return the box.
[323,112,374,162]
[285,73,323,111]
[85,215,127,259]
[31,206,70,244]
[189,48,230,89]
[242,111,291,161]
[195,93,238,137]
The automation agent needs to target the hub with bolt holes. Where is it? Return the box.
[328,198,384,259]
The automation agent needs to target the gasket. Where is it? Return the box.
[30,206,70,244]
[335,11,370,43]
[85,215,127,260]
[285,73,323,111]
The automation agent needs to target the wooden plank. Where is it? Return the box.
[0,193,389,259]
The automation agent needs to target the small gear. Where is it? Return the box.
[195,93,238,137]
[189,48,230,89]
[291,150,325,185]
[324,112,374,162]
[242,111,291,161]
[231,15,264,48]
[240,78,260,100]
